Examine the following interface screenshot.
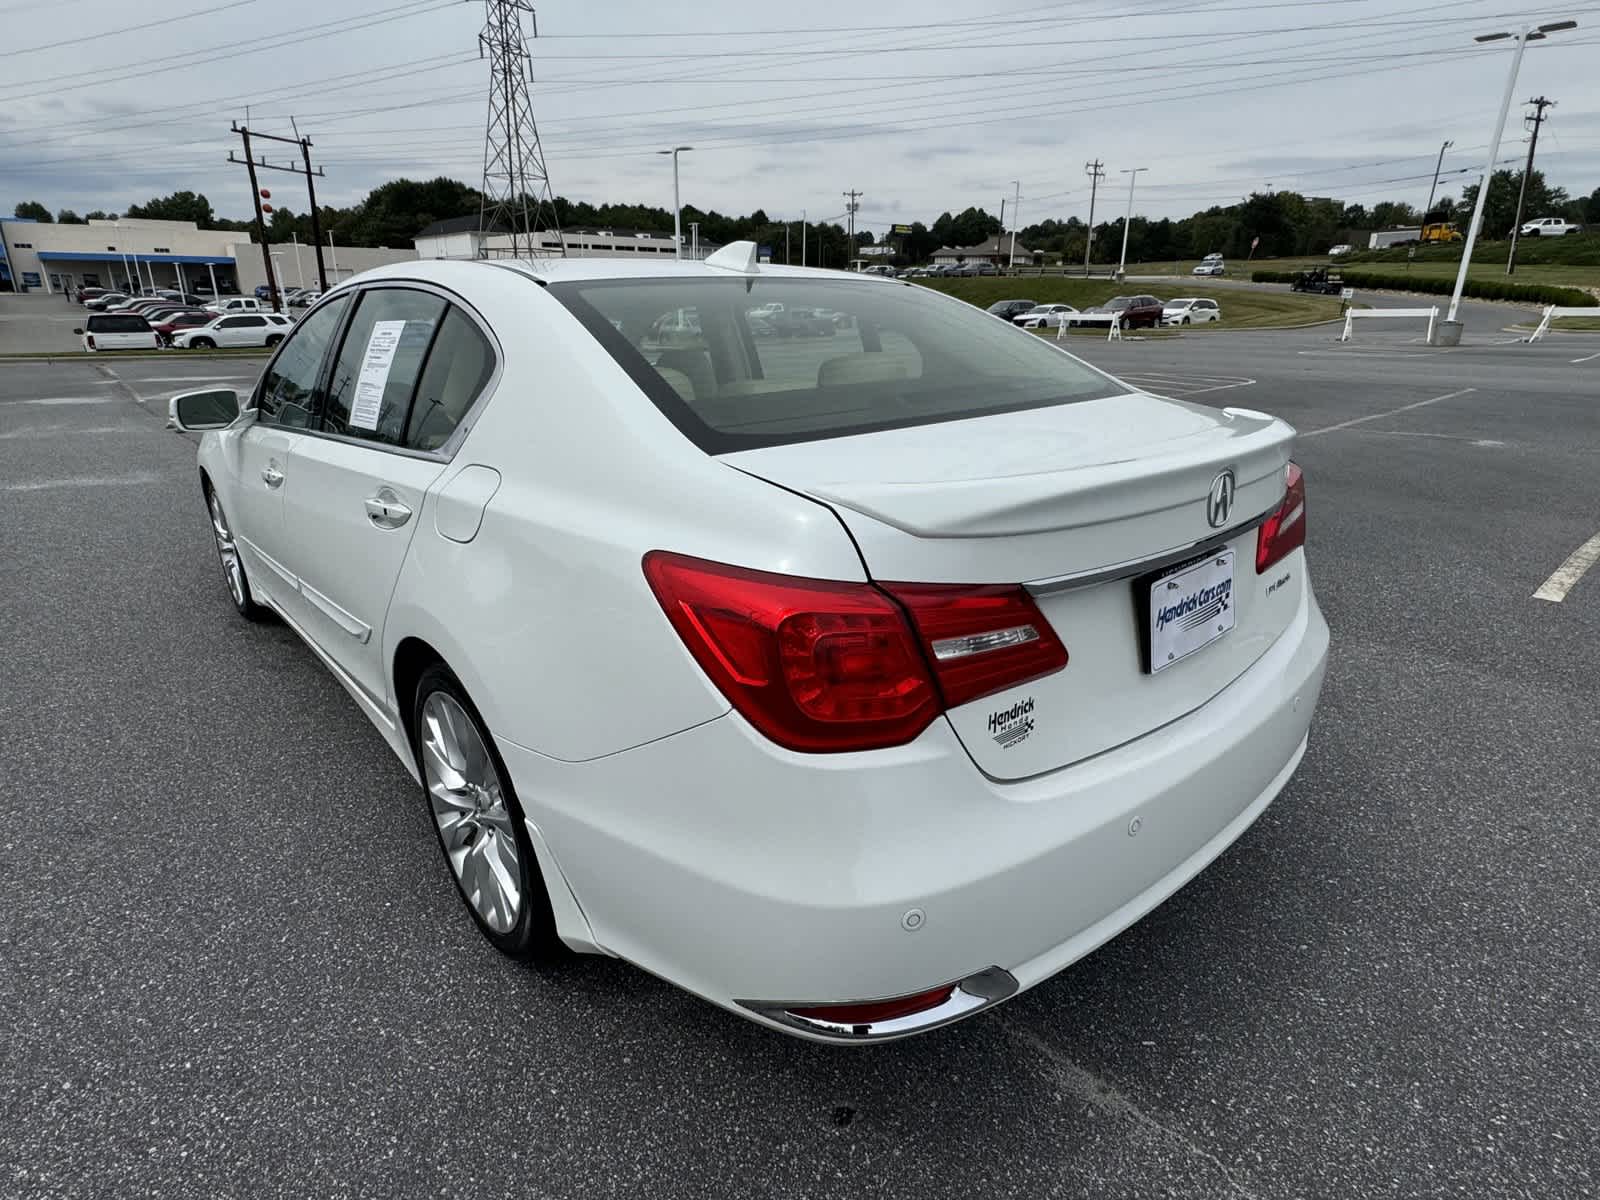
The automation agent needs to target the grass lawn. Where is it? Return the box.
[914,277,1344,328]
[1130,235,1600,291]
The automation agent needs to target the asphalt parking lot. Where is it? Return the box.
[3,306,1598,1199]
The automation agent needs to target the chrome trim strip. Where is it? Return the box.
[738,966,1019,1042]
[299,581,373,644]
[1025,504,1276,596]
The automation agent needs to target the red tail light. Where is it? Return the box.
[880,582,1068,709]
[1256,461,1306,573]
[643,553,1067,752]
[85,335,96,349]
[643,552,940,752]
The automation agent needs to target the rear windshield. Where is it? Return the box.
[87,314,151,332]
[549,278,1127,452]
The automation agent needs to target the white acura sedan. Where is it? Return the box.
[169,248,1328,1042]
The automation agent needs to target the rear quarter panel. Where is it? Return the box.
[382,266,866,761]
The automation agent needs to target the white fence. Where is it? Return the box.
[1056,312,1122,342]
[1339,306,1438,343]
[1527,306,1599,342]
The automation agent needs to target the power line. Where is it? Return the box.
[0,0,259,59]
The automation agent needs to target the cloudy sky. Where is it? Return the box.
[2,0,1597,236]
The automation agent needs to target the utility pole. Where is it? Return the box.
[230,125,283,313]
[1507,96,1555,275]
[843,189,862,268]
[296,121,329,291]
[1083,159,1105,276]
[801,208,807,267]
[230,121,330,302]
[1009,179,1021,269]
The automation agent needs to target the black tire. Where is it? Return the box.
[411,664,561,960]
[190,337,216,349]
[203,483,267,622]
[1181,316,1191,326]
[264,334,283,347]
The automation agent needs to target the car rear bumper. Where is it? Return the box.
[499,578,1329,1042]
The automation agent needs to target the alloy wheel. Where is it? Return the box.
[208,491,246,608]
[419,692,524,934]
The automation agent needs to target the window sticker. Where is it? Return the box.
[349,319,407,431]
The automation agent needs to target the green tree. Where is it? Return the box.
[125,191,216,227]
[56,209,86,223]
[13,200,53,221]
[1583,186,1600,224]
[84,210,115,221]
[1460,169,1562,239]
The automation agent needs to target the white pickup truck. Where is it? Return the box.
[1519,216,1582,237]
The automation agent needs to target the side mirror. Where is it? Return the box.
[168,388,241,432]
[73,328,84,335]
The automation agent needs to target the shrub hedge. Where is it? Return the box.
[1250,269,1596,308]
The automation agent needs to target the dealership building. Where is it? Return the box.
[0,215,414,297]
[414,216,698,261]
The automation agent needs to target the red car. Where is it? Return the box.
[151,311,214,346]
[1069,294,1166,330]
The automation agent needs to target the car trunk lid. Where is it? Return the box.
[723,392,1303,780]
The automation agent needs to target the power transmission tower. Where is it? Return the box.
[479,0,562,258]
[1506,96,1555,276]
[843,190,862,268]
[1083,160,1105,276]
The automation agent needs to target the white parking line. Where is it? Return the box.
[1,471,164,492]
[1300,387,1476,437]
[1533,532,1600,602]
[20,395,120,406]
[0,425,152,440]
[1571,351,1600,364]
[1119,373,1255,397]
[1523,534,1600,604]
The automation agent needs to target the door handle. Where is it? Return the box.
[261,464,284,488]
[365,490,413,529]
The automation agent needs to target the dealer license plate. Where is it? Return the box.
[1148,549,1236,674]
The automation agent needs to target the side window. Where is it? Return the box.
[324,289,446,446]
[218,317,245,329]
[258,295,350,429]
[404,306,496,452]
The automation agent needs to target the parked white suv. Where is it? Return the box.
[77,312,159,352]
[171,313,293,349]
[1519,217,1581,237]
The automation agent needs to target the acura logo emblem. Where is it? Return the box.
[1206,470,1236,528]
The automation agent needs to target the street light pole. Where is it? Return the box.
[1423,139,1454,222]
[1117,168,1148,279]
[1445,20,1576,328]
[801,208,807,268]
[657,146,693,259]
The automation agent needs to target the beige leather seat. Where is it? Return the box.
[817,353,909,388]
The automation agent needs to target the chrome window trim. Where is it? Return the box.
[250,279,505,464]
[1025,503,1277,596]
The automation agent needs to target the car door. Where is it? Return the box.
[278,285,484,711]
[219,295,353,610]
